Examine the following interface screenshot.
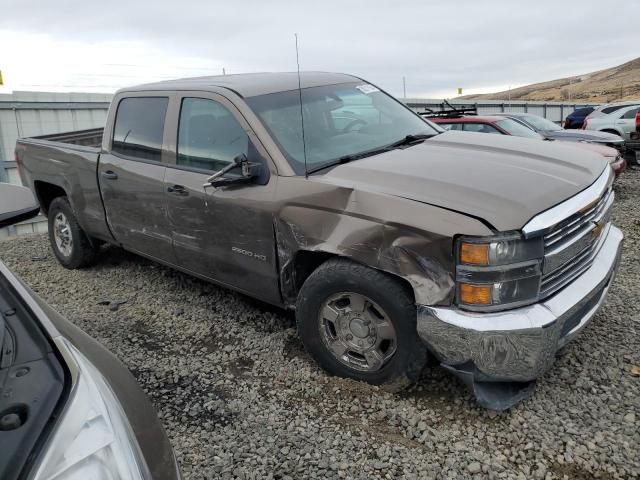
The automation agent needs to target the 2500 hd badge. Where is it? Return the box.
[232,246,267,262]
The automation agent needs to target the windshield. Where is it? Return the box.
[496,119,544,138]
[519,114,561,131]
[246,82,439,174]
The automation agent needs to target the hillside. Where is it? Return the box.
[461,57,640,102]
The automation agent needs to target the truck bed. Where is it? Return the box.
[32,128,104,149]
[15,128,112,242]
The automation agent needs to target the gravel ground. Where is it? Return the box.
[2,170,639,480]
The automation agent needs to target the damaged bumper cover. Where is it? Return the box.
[416,225,623,409]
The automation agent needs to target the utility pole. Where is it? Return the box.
[508,85,511,111]
[402,76,407,100]
[568,78,572,102]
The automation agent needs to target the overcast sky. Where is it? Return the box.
[0,0,638,98]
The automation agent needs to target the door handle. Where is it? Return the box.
[167,184,189,196]
[101,170,118,180]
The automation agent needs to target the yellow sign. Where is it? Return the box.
[457,87,463,95]
[0,70,3,86]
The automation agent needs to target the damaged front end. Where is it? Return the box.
[417,225,621,410]
[272,182,490,308]
[416,168,623,410]
[274,165,622,410]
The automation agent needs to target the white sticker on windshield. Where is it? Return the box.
[356,84,379,94]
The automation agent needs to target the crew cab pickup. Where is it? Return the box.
[16,72,623,409]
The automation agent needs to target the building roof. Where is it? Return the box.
[124,71,361,98]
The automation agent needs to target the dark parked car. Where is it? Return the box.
[431,115,626,176]
[15,72,623,410]
[497,112,625,152]
[0,183,180,480]
[564,106,594,129]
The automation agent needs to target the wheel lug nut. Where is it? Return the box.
[346,334,353,341]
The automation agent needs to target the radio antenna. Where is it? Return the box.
[294,33,308,178]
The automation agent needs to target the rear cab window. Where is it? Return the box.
[112,97,169,161]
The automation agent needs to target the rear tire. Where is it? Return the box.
[48,197,97,269]
[296,258,428,391]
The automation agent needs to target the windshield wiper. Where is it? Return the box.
[306,144,396,174]
[306,133,435,175]
[387,133,434,148]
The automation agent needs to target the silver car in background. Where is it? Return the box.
[584,103,640,142]
[584,100,640,121]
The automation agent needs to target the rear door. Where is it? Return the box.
[99,93,175,261]
[163,93,280,303]
[615,106,640,140]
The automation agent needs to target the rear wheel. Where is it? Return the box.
[48,197,97,269]
[296,258,428,390]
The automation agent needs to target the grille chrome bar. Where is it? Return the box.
[539,184,614,300]
[540,224,611,297]
[544,189,613,249]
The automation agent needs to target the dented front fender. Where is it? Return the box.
[274,176,493,306]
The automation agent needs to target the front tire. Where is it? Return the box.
[296,258,428,391]
[48,197,97,269]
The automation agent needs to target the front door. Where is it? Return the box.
[163,95,280,303]
[99,95,175,262]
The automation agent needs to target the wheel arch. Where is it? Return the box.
[600,128,623,137]
[289,250,416,306]
[33,181,68,216]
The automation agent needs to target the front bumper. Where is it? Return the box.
[417,225,623,384]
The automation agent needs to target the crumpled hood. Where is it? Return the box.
[320,131,608,231]
[544,129,624,143]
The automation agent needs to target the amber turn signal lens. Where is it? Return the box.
[459,283,492,305]
[460,242,489,265]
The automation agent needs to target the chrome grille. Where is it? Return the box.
[540,187,614,298]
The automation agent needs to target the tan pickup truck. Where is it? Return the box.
[15,72,623,409]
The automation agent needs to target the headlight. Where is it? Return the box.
[29,338,150,480]
[456,233,543,311]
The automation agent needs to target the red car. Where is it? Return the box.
[430,115,626,176]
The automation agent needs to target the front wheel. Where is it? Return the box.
[48,197,97,269]
[296,258,428,391]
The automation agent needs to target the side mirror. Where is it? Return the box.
[0,183,40,228]
[203,154,262,188]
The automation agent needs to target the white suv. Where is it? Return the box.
[584,103,640,142]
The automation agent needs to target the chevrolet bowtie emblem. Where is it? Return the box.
[592,220,605,239]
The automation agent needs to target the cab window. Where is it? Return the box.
[177,98,249,172]
[112,97,169,161]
